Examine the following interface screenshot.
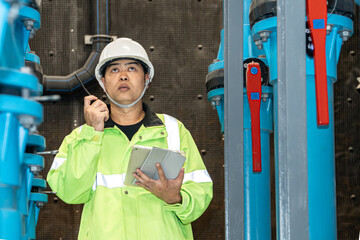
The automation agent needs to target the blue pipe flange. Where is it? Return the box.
[0,68,39,95]
[29,193,48,207]
[27,134,46,152]
[251,17,277,83]
[25,51,40,64]
[0,95,43,127]
[208,29,224,73]
[24,153,44,174]
[208,60,224,73]
[32,178,46,189]
[25,50,43,84]
[18,5,41,30]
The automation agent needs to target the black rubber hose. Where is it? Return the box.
[43,0,110,94]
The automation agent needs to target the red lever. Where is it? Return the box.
[246,62,262,172]
[306,0,329,126]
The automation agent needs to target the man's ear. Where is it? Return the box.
[101,77,105,85]
[145,73,150,89]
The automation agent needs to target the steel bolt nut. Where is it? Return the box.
[30,165,41,174]
[326,24,333,35]
[262,93,269,102]
[24,19,34,31]
[259,31,270,42]
[29,28,37,39]
[340,30,351,42]
[255,39,263,50]
[19,115,35,129]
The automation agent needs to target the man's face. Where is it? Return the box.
[101,59,149,105]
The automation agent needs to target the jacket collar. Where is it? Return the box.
[104,102,163,128]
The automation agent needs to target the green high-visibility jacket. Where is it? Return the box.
[47,107,213,240]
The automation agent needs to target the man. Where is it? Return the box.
[47,38,213,239]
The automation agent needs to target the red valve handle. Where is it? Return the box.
[306,0,329,126]
[246,62,262,172]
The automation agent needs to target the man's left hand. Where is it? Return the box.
[133,164,184,204]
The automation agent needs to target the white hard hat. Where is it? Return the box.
[95,38,154,91]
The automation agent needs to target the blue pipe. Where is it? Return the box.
[243,87,273,240]
[255,13,352,239]
[242,1,273,239]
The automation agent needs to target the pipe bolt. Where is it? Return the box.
[259,31,270,42]
[24,19,34,31]
[19,115,35,129]
[255,39,263,50]
[30,165,41,174]
[339,30,351,42]
[262,93,269,102]
[326,24,333,35]
[29,29,36,39]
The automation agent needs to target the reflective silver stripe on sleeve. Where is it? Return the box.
[163,114,180,151]
[92,172,126,190]
[78,125,84,133]
[49,126,84,171]
[183,170,212,183]
[50,157,66,170]
[90,170,211,190]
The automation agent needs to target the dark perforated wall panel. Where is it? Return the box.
[335,5,360,239]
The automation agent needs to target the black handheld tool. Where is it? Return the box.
[75,75,96,105]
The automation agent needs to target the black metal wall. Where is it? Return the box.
[335,4,360,239]
[30,0,360,239]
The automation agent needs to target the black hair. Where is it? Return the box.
[100,58,149,77]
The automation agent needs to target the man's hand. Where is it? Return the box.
[84,95,109,132]
[133,164,185,204]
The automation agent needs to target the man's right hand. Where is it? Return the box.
[84,95,109,132]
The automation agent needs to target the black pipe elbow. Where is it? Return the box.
[42,0,110,94]
[43,51,100,94]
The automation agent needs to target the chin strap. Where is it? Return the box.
[105,80,150,108]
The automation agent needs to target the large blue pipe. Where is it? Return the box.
[243,1,272,238]
[253,12,352,239]
[243,88,272,240]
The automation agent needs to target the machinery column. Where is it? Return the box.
[276,0,308,238]
[224,0,244,239]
